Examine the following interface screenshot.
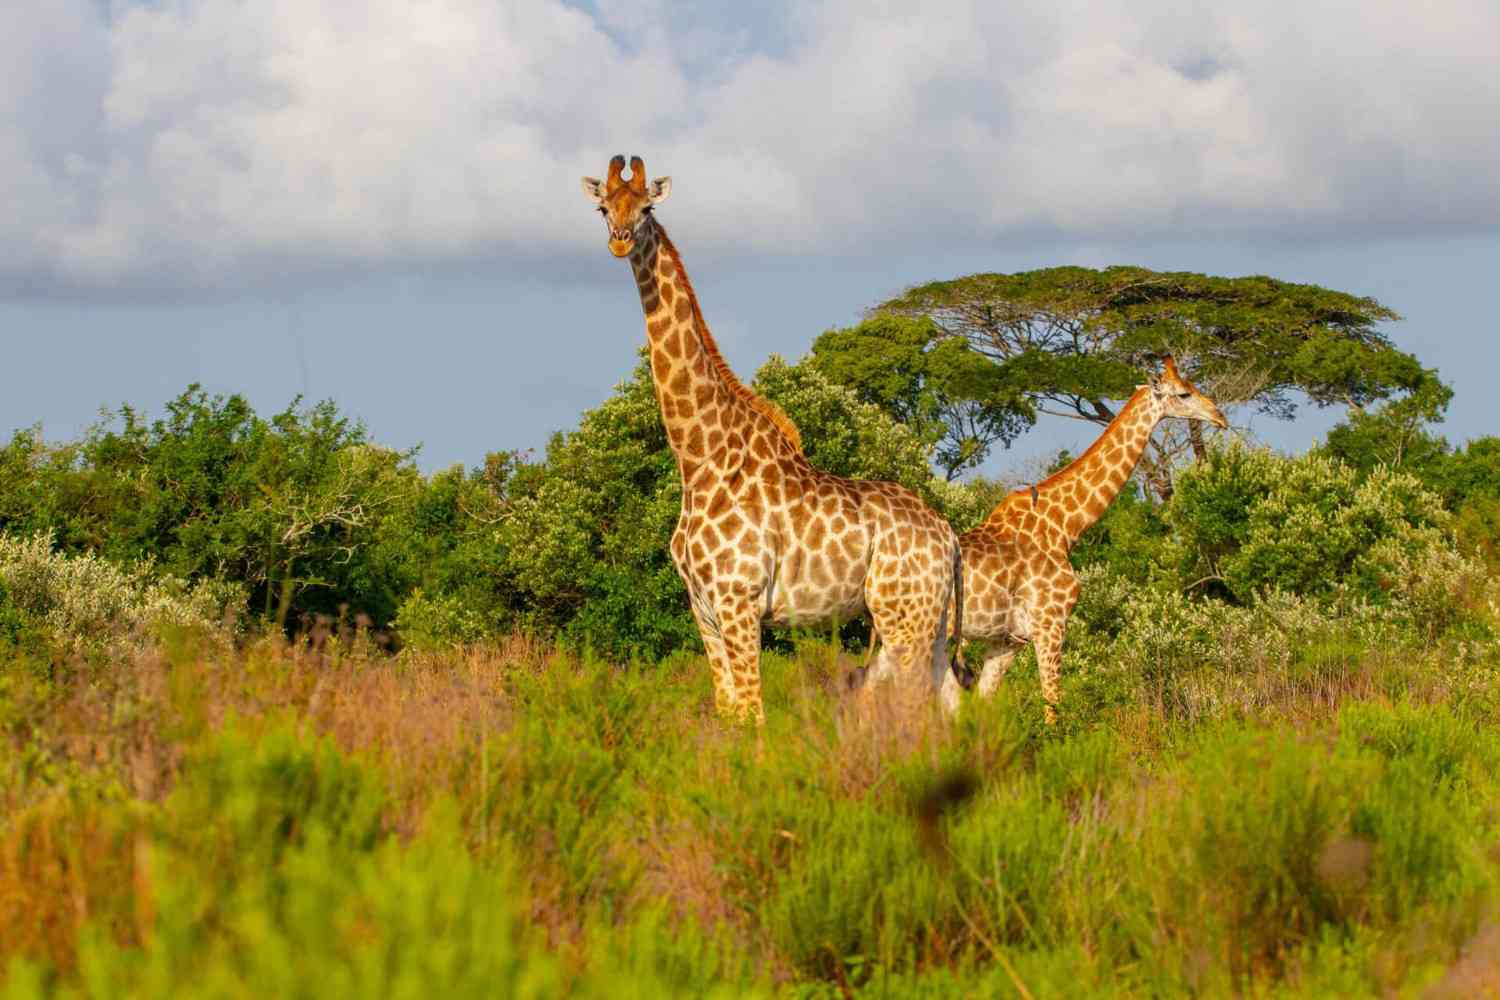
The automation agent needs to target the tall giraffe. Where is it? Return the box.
[942,358,1227,721]
[581,155,965,722]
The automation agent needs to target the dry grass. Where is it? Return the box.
[0,797,149,975]
[0,633,538,972]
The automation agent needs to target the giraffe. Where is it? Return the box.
[867,358,1227,722]
[949,357,1227,721]
[581,155,965,723]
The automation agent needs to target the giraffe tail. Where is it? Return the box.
[949,540,976,690]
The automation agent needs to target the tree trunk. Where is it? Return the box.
[1139,447,1175,502]
[1188,420,1207,462]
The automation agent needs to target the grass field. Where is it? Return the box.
[3,618,1499,998]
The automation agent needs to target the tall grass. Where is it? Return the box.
[2,618,1499,996]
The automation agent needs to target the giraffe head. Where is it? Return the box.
[581,154,672,257]
[1147,356,1228,428]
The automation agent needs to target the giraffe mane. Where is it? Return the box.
[654,225,804,454]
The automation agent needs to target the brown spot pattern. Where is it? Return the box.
[599,204,962,723]
[949,375,1225,723]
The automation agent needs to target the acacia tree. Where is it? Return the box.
[819,266,1428,497]
[807,315,1031,480]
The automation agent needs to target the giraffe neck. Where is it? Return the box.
[627,219,752,480]
[998,387,1163,549]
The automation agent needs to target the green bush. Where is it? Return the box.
[948,783,1073,948]
[1339,702,1494,920]
[1455,495,1500,576]
[162,720,389,872]
[391,589,487,651]
[0,532,239,651]
[0,390,419,632]
[1,717,763,1000]
[1166,441,1480,611]
[1156,729,1348,978]
[765,802,940,980]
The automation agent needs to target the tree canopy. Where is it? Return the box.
[807,315,1031,480]
[813,265,1428,490]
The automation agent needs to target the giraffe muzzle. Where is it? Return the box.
[608,227,635,257]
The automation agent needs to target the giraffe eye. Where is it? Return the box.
[1177,391,1191,399]
[598,207,607,215]
[642,206,654,216]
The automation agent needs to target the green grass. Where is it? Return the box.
[2,625,1499,997]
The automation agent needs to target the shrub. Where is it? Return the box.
[0,532,239,649]
[1339,702,1492,920]
[764,802,941,981]
[1167,441,1477,612]
[1154,729,1348,980]
[392,589,488,651]
[0,390,420,632]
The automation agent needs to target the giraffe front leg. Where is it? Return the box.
[685,589,741,717]
[714,596,765,724]
[1033,619,1066,725]
[689,584,765,724]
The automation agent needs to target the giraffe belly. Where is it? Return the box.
[765,544,869,627]
[962,587,1028,643]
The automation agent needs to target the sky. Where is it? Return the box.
[3,0,1497,475]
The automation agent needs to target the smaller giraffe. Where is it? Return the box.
[867,358,1227,721]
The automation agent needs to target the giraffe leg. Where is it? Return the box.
[715,597,765,724]
[928,604,965,717]
[867,606,944,715]
[685,590,741,717]
[1034,618,1066,725]
[862,536,949,716]
[846,619,879,692]
[690,587,765,724]
[977,643,1020,698]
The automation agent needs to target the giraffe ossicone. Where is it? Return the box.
[581,154,966,723]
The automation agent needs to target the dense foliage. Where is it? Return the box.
[807,315,1031,480]
[0,349,1494,664]
[0,389,417,631]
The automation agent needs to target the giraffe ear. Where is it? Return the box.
[648,176,672,204]
[581,176,607,204]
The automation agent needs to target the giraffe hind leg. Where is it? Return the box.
[976,642,1021,698]
[929,604,968,717]
[847,619,879,692]
[866,602,944,714]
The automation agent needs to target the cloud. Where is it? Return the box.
[3,0,1498,293]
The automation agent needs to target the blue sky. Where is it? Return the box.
[3,1,1497,476]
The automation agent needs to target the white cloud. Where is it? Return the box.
[3,0,1498,292]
